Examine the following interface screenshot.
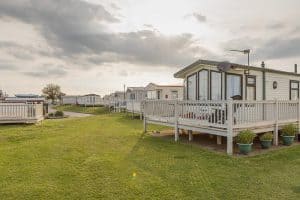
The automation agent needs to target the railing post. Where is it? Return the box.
[174,100,179,142]
[297,99,300,141]
[227,99,233,155]
[143,101,147,133]
[274,99,279,145]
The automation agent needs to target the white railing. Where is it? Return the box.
[0,103,44,121]
[143,99,300,129]
[126,100,143,113]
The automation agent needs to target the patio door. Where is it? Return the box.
[226,74,242,100]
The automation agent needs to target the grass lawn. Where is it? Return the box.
[54,105,109,115]
[1,112,300,199]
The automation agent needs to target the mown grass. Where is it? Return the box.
[54,104,109,115]
[1,112,300,199]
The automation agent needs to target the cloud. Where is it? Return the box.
[184,12,207,23]
[266,22,285,30]
[0,0,210,69]
[256,37,300,59]
[118,70,128,77]
[23,64,67,78]
[0,61,18,71]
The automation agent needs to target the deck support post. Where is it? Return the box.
[188,130,193,141]
[227,100,233,155]
[143,116,147,133]
[174,100,179,142]
[274,99,279,145]
[217,136,222,145]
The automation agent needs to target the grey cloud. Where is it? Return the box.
[223,35,300,62]
[184,12,207,23]
[23,64,67,78]
[0,0,210,68]
[256,37,300,60]
[266,22,285,30]
[0,61,18,71]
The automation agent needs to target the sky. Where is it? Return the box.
[0,0,300,96]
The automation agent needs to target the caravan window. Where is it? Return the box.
[290,80,299,100]
[226,74,242,100]
[130,93,136,100]
[198,70,208,100]
[246,75,256,100]
[171,91,178,99]
[210,71,222,100]
[187,73,197,100]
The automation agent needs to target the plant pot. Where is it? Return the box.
[282,136,295,146]
[260,140,272,149]
[237,143,253,155]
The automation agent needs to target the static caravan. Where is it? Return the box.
[61,95,79,105]
[77,94,101,106]
[145,83,184,100]
[125,87,147,114]
[174,60,300,101]
[126,87,147,101]
[142,59,300,155]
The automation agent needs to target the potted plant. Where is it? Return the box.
[281,124,297,146]
[259,132,273,149]
[236,130,256,155]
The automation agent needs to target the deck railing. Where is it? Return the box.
[143,99,300,132]
[126,100,143,113]
[143,99,300,155]
[0,103,44,122]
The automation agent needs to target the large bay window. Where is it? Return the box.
[198,70,208,100]
[187,73,197,100]
[210,71,222,100]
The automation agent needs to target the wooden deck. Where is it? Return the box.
[0,103,44,124]
[143,100,300,155]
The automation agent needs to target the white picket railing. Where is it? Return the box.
[0,103,44,122]
[143,100,300,129]
[126,100,143,113]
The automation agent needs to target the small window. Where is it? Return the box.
[171,91,178,99]
[130,93,135,100]
[290,80,299,100]
[165,95,168,99]
[246,75,256,100]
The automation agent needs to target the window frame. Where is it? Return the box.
[186,72,197,100]
[290,80,299,100]
[198,69,209,100]
[225,72,243,100]
[246,75,256,100]
[210,70,223,100]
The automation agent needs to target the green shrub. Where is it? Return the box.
[236,130,256,144]
[260,132,273,141]
[48,113,54,117]
[281,124,297,136]
[54,111,64,117]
